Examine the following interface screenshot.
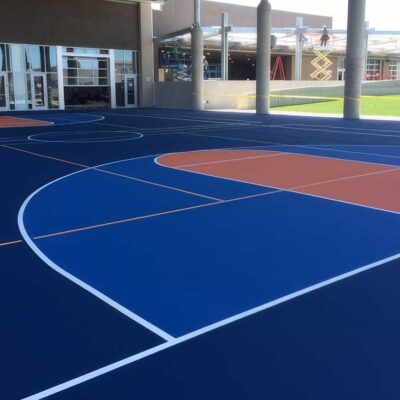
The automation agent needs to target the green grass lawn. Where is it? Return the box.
[273,95,400,117]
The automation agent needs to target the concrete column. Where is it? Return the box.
[10,44,28,111]
[343,0,366,119]
[109,49,116,108]
[139,3,155,107]
[221,13,229,80]
[56,46,65,110]
[192,0,204,110]
[295,17,304,81]
[256,0,271,114]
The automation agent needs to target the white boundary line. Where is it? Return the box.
[176,130,400,167]
[23,251,400,400]
[18,113,106,126]
[28,131,143,144]
[278,123,400,139]
[156,150,400,217]
[18,169,175,343]
[19,145,400,399]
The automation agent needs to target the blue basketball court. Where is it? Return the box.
[1,109,400,400]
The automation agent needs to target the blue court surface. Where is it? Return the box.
[2,109,400,400]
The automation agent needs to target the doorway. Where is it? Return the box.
[124,75,137,107]
[31,73,48,110]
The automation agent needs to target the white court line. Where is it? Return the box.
[176,131,400,167]
[18,113,105,126]
[278,124,400,139]
[157,152,400,217]
[28,131,143,144]
[102,111,266,126]
[20,145,400,399]
[18,167,176,343]
[173,152,287,168]
[23,250,400,400]
[282,123,400,134]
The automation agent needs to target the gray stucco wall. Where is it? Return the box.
[0,0,140,50]
[155,80,400,111]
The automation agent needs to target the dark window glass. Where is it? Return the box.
[0,44,6,71]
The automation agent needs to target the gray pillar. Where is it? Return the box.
[139,4,155,107]
[343,0,366,119]
[192,0,204,111]
[295,17,304,81]
[221,13,229,80]
[256,0,271,115]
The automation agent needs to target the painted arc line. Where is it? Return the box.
[28,131,144,143]
[17,158,175,343]
[22,251,400,400]
[18,147,400,400]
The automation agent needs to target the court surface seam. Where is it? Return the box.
[26,150,400,241]
[0,239,23,247]
[1,145,222,201]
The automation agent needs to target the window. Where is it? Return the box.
[0,44,10,72]
[389,60,400,80]
[115,50,137,75]
[62,47,109,56]
[365,58,381,80]
[63,56,109,86]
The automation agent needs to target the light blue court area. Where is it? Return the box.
[20,154,400,337]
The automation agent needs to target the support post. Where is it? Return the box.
[221,13,229,80]
[343,0,366,119]
[256,0,271,115]
[295,17,304,81]
[139,3,155,107]
[192,0,204,110]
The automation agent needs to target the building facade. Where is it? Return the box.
[0,0,154,111]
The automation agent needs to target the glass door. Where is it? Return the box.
[124,75,137,107]
[0,73,9,111]
[31,73,48,110]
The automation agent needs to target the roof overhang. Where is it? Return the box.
[104,0,166,4]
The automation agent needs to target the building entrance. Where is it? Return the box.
[31,73,48,110]
[125,75,137,107]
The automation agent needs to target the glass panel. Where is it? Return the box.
[126,77,135,105]
[47,73,59,109]
[33,75,45,107]
[98,59,108,69]
[8,72,15,109]
[115,75,124,107]
[45,47,58,72]
[77,58,93,69]
[115,50,124,63]
[0,44,7,72]
[0,74,6,107]
[27,45,45,72]
[99,78,108,86]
